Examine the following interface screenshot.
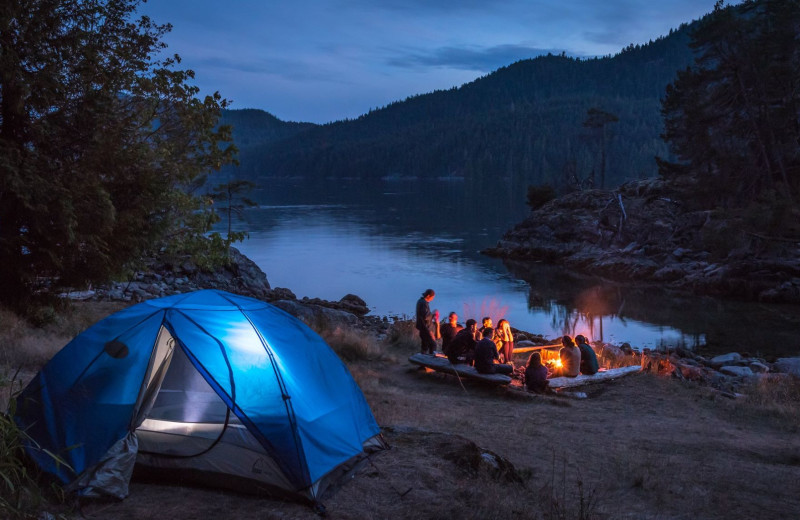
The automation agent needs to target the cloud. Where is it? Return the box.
[387,44,568,72]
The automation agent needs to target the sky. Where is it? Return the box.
[139,0,719,124]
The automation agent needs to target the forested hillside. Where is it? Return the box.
[226,20,699,189]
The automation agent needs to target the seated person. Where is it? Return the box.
[478,316,493,339]
[493,318,514,365]
[525,352,550,393]
[575,334,599,375]
[445,319,478,365]
[440,312,463,355]
[553,335,580,377]
[473,327,513,375]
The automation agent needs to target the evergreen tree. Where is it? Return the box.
[0,0,235,306]
[582,108,619,189]
[660,0,800,208]
[209,180,257,257]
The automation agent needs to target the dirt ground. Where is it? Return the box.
[69,353,800,520]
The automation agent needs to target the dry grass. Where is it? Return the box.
[0,302,126,370]
[738,374,800,432]
[320,326,388,362]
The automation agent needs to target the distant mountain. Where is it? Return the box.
[220,109,315,148]
[224,18,704,190]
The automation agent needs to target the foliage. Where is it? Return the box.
[659,0,800,218]
[1,390,69,519]
[526,184,556,210]
[582,108,619,189]
[0,0,236,309]
[208,179,257,257]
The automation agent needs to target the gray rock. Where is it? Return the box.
[339,293,370,316]
[672,247,691,259]
[748,361,770,374]
[719,365,753,377]
[710,353,742,365]
[773,357,800,377]
[272,300,358,330]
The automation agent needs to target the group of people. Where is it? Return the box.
[415,289,600,393]
[415,289,515,376]
[524,334,599,393]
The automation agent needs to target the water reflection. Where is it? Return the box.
[228,178,800,358]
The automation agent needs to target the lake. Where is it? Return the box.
[229,177,800,358]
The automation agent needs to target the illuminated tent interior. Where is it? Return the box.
[15,290,384,502]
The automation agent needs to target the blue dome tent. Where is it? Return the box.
[14,290,384,501]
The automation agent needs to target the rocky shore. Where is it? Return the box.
[485,179,800,304]
[62,242,799,398]
[63,246,393,337]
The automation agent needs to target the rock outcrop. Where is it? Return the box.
[485,179,800,303]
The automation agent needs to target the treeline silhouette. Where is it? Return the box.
[222,21,699,190]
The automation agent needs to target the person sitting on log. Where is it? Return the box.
[474,327,513,376]
[493,318,514,365]
[552,335,581,377]
[445,319,478,365]
[440,312,463,356]
[525,352,550,393]
[575,334,599,375]
[478,316,493,339]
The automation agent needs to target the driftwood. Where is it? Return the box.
[408,353,512,385]
[546,365,641,389]
[512,344,560,354]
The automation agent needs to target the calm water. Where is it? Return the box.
[230,178,800,358]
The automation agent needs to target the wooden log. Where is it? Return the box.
[546,365,641,389]
[512,344,561,354]
[408,353,511,385]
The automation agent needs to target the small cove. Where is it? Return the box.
[230,178,800,358]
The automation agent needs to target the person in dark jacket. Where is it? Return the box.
[525,352,550,393]
[478,316,493,339]
[575,335,599,375]
[440,312,463,355]
[415,289,436,355]
[473,327,513,375]
[446,319,478,365]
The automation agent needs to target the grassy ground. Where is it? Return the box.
[2,304,799,519]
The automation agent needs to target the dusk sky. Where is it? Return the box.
[139,1,720,124]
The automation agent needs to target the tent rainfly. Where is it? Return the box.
[14,289,384,502]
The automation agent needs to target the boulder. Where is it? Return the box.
[339,294,370,316]
[748,362,770,374]
[710,353,742,366]
[773,357,800,377]
[719,365,753,378]
[272,300,358,330]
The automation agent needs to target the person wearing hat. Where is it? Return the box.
[415,289,437,355]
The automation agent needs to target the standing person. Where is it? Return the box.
[473,327,513,375]
[575,335,599,375]
[446,319,478,365]
[556,335,581,377]
[493,319,515,365]
[440,312,463,356]
[525,352,550,393]
[415,289,437,355]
